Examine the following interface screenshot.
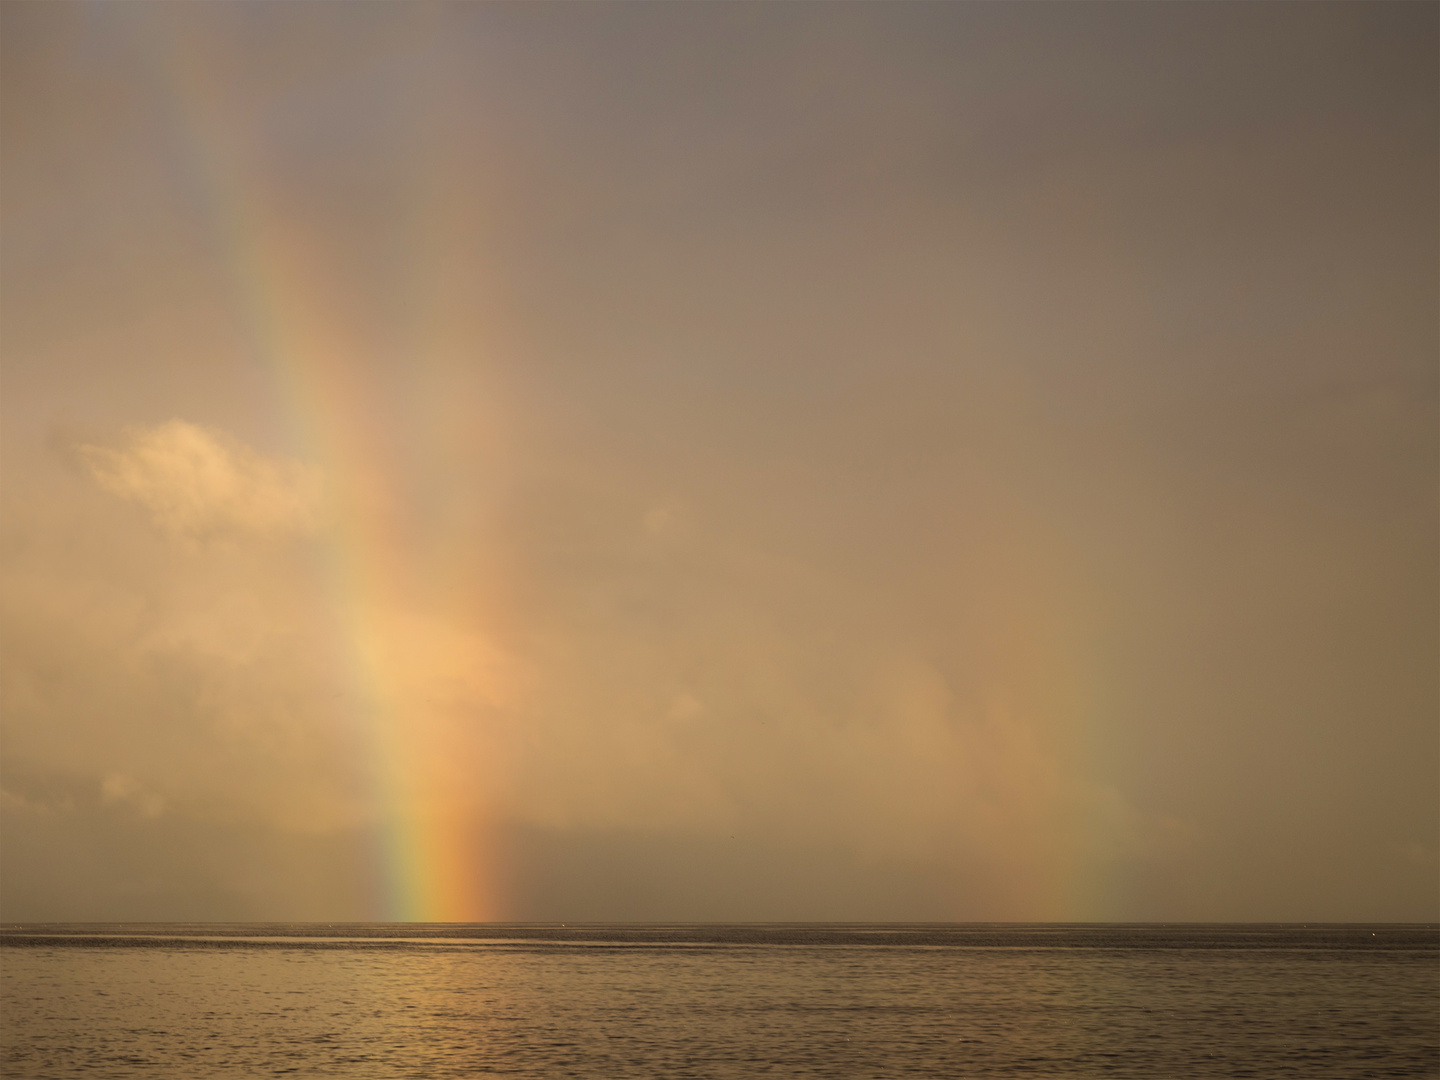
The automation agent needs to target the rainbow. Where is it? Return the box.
[132,7,1142,926]
[147,11,503,922]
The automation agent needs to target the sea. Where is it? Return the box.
[1,923,1436,1079]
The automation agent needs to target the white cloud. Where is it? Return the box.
[77,420,321,542]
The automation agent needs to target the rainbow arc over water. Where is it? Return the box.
[136,8,1132,924]
[152,18,508,921]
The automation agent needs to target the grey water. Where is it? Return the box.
[2,924,1435,1078]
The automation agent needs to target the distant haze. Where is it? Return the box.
[2,3,1435,922]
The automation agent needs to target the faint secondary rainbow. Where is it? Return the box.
[150,16,501,922]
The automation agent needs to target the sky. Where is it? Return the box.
[1,2,1435,924]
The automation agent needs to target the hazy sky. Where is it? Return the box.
[2,2,1435,923]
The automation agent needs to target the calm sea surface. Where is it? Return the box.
[1,924,1435,1079]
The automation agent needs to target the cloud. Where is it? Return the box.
[0,429,369,849]
[76,420,321,542]
[101,773,166,819]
